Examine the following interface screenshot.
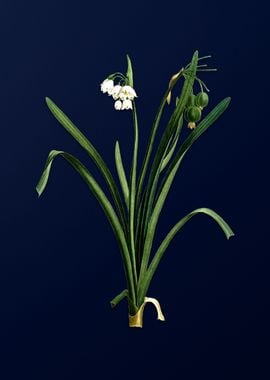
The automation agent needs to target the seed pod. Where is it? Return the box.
[186,106,202,122]
[196,92,209,108]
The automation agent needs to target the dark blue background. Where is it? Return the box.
[1,1,269,379]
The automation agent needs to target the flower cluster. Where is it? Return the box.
[100,78,137,111]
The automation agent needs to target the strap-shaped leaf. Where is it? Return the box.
[36,149,136,302]
[137,51,198,277]
[45,97,127,234]
[135,67,185,208]
[160,115,183,172]
[115,141,129,208]
[126,54,133,87]
[138,96,231,291]
[145,51,198,191]
[138,208,234,301]
[110,289,128,308]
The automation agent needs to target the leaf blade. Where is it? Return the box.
[126,54,134,87]
[138,96,231,297]
[138,51,199,283]
[139,208,234,301]
[36,149,136,303]
[45,97,128,234]
[115,141,129,208]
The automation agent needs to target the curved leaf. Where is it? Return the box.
[138,208,234,301]
[138,96,231,292]
[36,149,136,303]
[45,97,127,234]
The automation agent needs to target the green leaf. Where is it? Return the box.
[36,149,136,303]
[138,95,230,294]
[138,208,234,301]
[110,289,128,308]
[115,141,129,208]
[45,97,127,234]
[160,115,183,172]
[135,67,185,209]
[126,54,133,87]
[137,51,199,281]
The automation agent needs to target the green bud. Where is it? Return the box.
[186,106,202,123]
[195,92,209,108]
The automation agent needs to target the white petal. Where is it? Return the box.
[100,79,114,94]
[122,99,133,110]
[112,85,122,100]
[114,100,122,110]
[122,85,137,99]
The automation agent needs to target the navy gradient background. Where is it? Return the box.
[0,1,269,379]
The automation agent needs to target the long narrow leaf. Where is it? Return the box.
[126,54,134,87]
[36,149,136,303]
[138,96,231,295]
[138,208,234,301]
[115,141,129,208]
[110,289,128,308]
[45,97,127,234]
[160,115,183,172]
[137,51,199,281]
[135,67,184,208]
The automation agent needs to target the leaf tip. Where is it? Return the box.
[35,186,42,198]
[227,231,235,240]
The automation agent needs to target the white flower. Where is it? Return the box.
[100,79,114,94]
[121,99,133,110]
[112,85,122,100]
[114,100,122,110]
[119,85,138,100]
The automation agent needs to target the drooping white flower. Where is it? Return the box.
[121,99,133,110]
[100,79,114,94]
[119,85,138,100]
[112,85,122,100]
[114,100,122,110]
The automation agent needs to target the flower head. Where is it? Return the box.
[100,76,137,111]
[100,79,114,94]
